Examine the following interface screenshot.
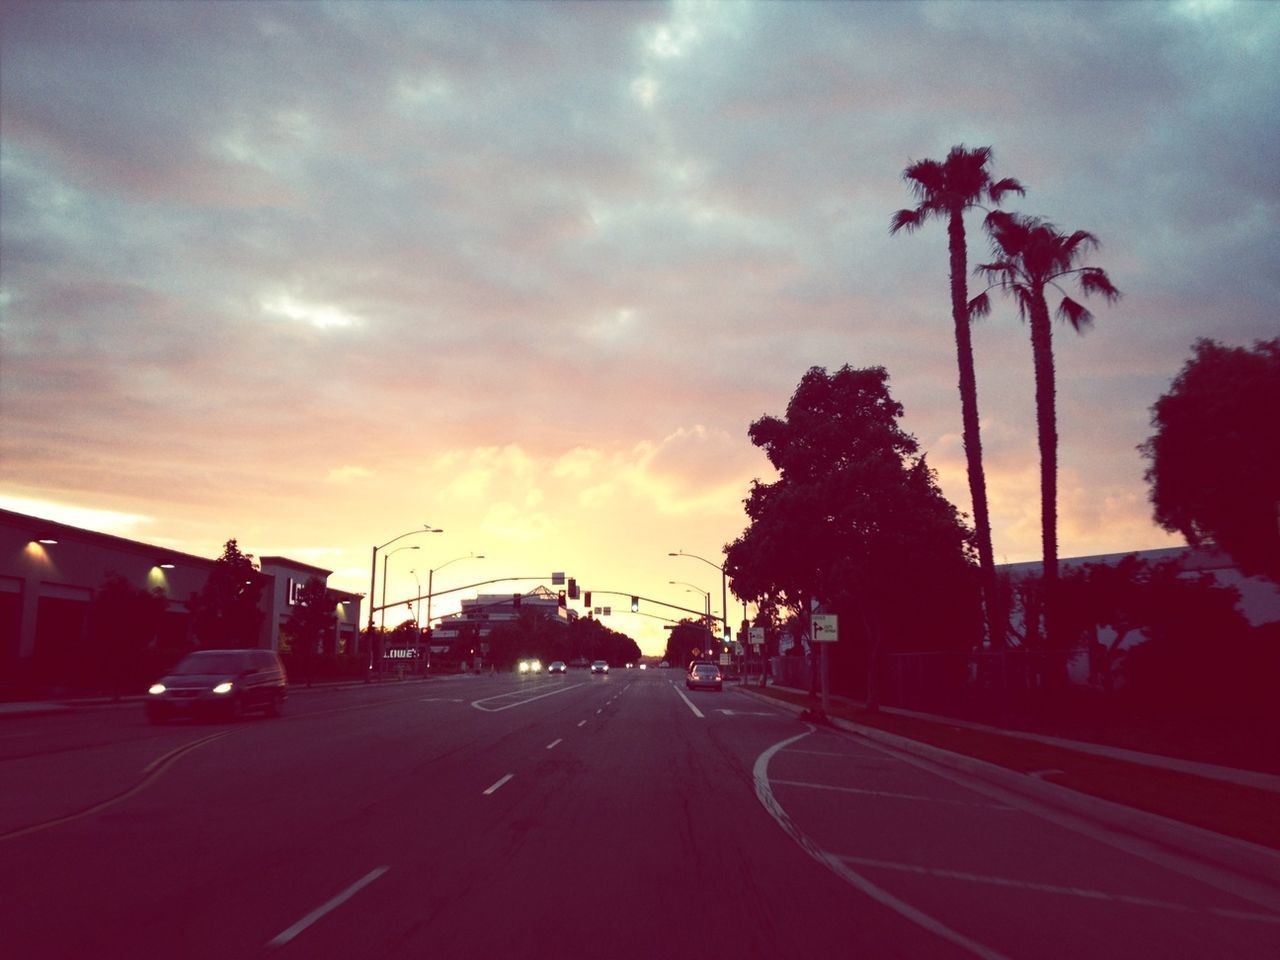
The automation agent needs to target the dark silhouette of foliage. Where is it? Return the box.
[1140,337,1280,584]
[662,618,716,668]
[86,572,168,696]
[724,365,981,706]
[281,576,338,661]
[891,144,1022,651]
[974,213,1120,660]
[186,539,265,648]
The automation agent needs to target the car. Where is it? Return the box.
[686,662,722,691]
[658,661,670,669]
[146,649,287,723]
[590,660,609,674]
[517,658,543,674]
[547,660,567,674]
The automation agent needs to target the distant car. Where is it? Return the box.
[146,649,286,723]
[686,662,722,691]
[517,658,543,674]
[639,663,647,670]
[658,661,670,669]
[590,660,609,674]
[547,660,567,674]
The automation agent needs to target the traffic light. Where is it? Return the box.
[583,591,592,608]
[558,590,567,608]
[567,578,579,600]
[630,596,639,613]
[512,593,521,609]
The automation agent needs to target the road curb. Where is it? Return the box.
[739,686,1280,908]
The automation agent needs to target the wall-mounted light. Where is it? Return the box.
[157,559,176,570]
[36,535,59,545]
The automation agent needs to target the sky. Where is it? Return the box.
[2,0,1277,656]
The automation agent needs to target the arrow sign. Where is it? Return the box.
[811,614,839,643]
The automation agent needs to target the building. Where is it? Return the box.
[0,509,363,693]
[430,586,573,667]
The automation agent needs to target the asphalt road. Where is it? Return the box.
[2,670,1277,960]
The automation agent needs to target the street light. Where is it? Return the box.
[367,525,443,671]
[668,580,712,629]
[381,545,420,633]
[425,553,484,671]
[669,550,729,643]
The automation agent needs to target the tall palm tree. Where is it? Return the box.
[972,212,1120,660]
[890,145,1022,650]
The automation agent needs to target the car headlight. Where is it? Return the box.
[531,660,541,672]
[148,683,166,695]
[212,681,234,695]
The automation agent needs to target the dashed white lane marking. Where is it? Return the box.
[546,739,562,750]
[268,866,389,947]
[753,729,1010,960]
[1029,769,1065,780]
[483,773,514,796]
[577,720,587,727]
[770,778,1015,811]
[420,698,465,703]
[836,855,1280,924]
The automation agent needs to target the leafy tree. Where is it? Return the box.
[281,576,337,660]
[724,365,981,707]
[87,572,168,697]
[662,619,715,668]
[1140,337,1280,584]
[891,144,1022,651]
[973,213,1120,659]
[186,539,265,649]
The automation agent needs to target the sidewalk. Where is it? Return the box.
[743,683,1280,856]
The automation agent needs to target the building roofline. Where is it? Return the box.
[1,507,219,569]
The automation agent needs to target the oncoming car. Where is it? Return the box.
[685,662,722,691]
[517,658,543,674]
[146,649,287,723]
[547,661,567,674]
[590,660,609,674]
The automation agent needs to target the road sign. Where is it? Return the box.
[691,647,701,657]
[749,626,765,646]
[551,571,565,585]
[812,614,839,643]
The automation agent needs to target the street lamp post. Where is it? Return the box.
[425,553,484,671]
[669,580,712,646]
[381,545,420,633]
[367,525,443,675]
[669,550,729,645]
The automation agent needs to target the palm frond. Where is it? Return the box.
[1078,267,1121,302]
[987,177,1025,203]
[975,260,1016,280]
[1057,296,1095,332]
[967,291,991,320]
[1061,230,1100,260]
[903,158,946,199]
[889,207,924,235]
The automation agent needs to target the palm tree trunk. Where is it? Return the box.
[947,209,1004,649]
[1027,288,1061,685]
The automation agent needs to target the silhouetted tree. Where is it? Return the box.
[87,572,168,697]
[662,619,715,668]
[724,365,981,707]
[1140,337,1280,584]
[186,539,265,648]
[281,576,337,661]
[974,213,1120,667]
[891,144,1022,651]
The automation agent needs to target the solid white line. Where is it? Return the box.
[672,683,705,719]
[268,866,389,947]
[835,855,1280,924]
[546,739,562,750]
[470,681,587,712]
[753,730,1010,960]
[770,778,1014,810]
[483,773,514,795]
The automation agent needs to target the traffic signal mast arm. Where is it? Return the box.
[586,590,719,624]
[377,576,551,617]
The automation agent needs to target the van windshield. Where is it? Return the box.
[171,653,251,676]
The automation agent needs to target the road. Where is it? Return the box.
[2,669,1277,959]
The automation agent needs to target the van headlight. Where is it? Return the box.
[212,681,234,695]
[148,683,166,695]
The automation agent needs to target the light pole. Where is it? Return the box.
[669,580,712,645]
[408,570,422,629]
[368,525,442,673]
[669,550,729,645]
[425,552,484,670]
[381,545,420,633]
